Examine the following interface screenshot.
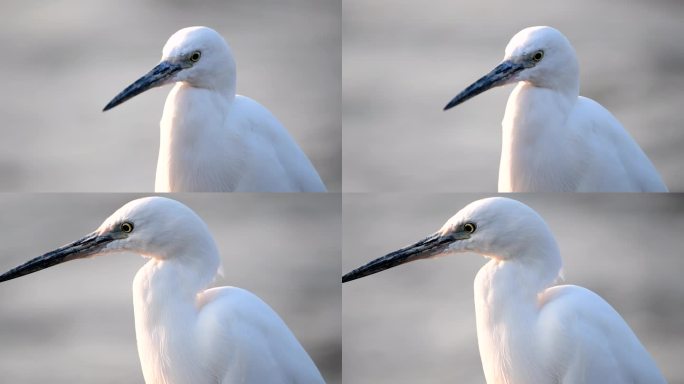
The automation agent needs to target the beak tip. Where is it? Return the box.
[103,99,119,112]
[444,94,467,111]
[444,91,472,111]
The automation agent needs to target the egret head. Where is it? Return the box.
[95,196,219,260]
[342,197,559,283]
[0,197,220,284]
[103,26,236,111]
[444,26,579,110]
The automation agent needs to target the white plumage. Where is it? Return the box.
[445,26,667,192]
[0,197,325,384]
[105,27,326,192]
[343,197,666,383]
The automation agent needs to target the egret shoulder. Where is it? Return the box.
[196,286,325,384]
[538,285,666,383]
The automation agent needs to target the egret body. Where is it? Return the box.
[444,26,667,192]
[343,197,666,383]
[104,27,326,192]
[0,197,325,384]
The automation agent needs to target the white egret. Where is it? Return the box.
[444,26,667,192]
[104,26,326,192]
[343,197,666,383]
[0,196,325,384]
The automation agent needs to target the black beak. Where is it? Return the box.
[342,231,467,283]
[444,60,525,110]
[0,232,115,283]
[103,60,183,111]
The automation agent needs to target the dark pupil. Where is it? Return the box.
[192,53,200,60]
[535,53,542,60]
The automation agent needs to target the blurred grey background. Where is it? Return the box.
[0,194,341,383]
[343,0,684,192]
[0,0,340,191]
[343,194,684,383]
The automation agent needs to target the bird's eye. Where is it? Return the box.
[121,221,134,233]
[463,222,477,234]
[532,50,544,62]
[190,51,201,62]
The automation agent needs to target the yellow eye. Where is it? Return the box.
[121,221,134,233]
[532,50,544,62]
[190,51,201,62]
[463,222,477,234]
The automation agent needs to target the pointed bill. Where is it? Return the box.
[0,232,115,283]
[342,231,469,283]
[103,60,183,111]
[444,60,525,110]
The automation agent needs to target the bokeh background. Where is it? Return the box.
[0,194,341,383]
[343,0,684,192]
[343,194,684,383]
[0,0,340,191]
